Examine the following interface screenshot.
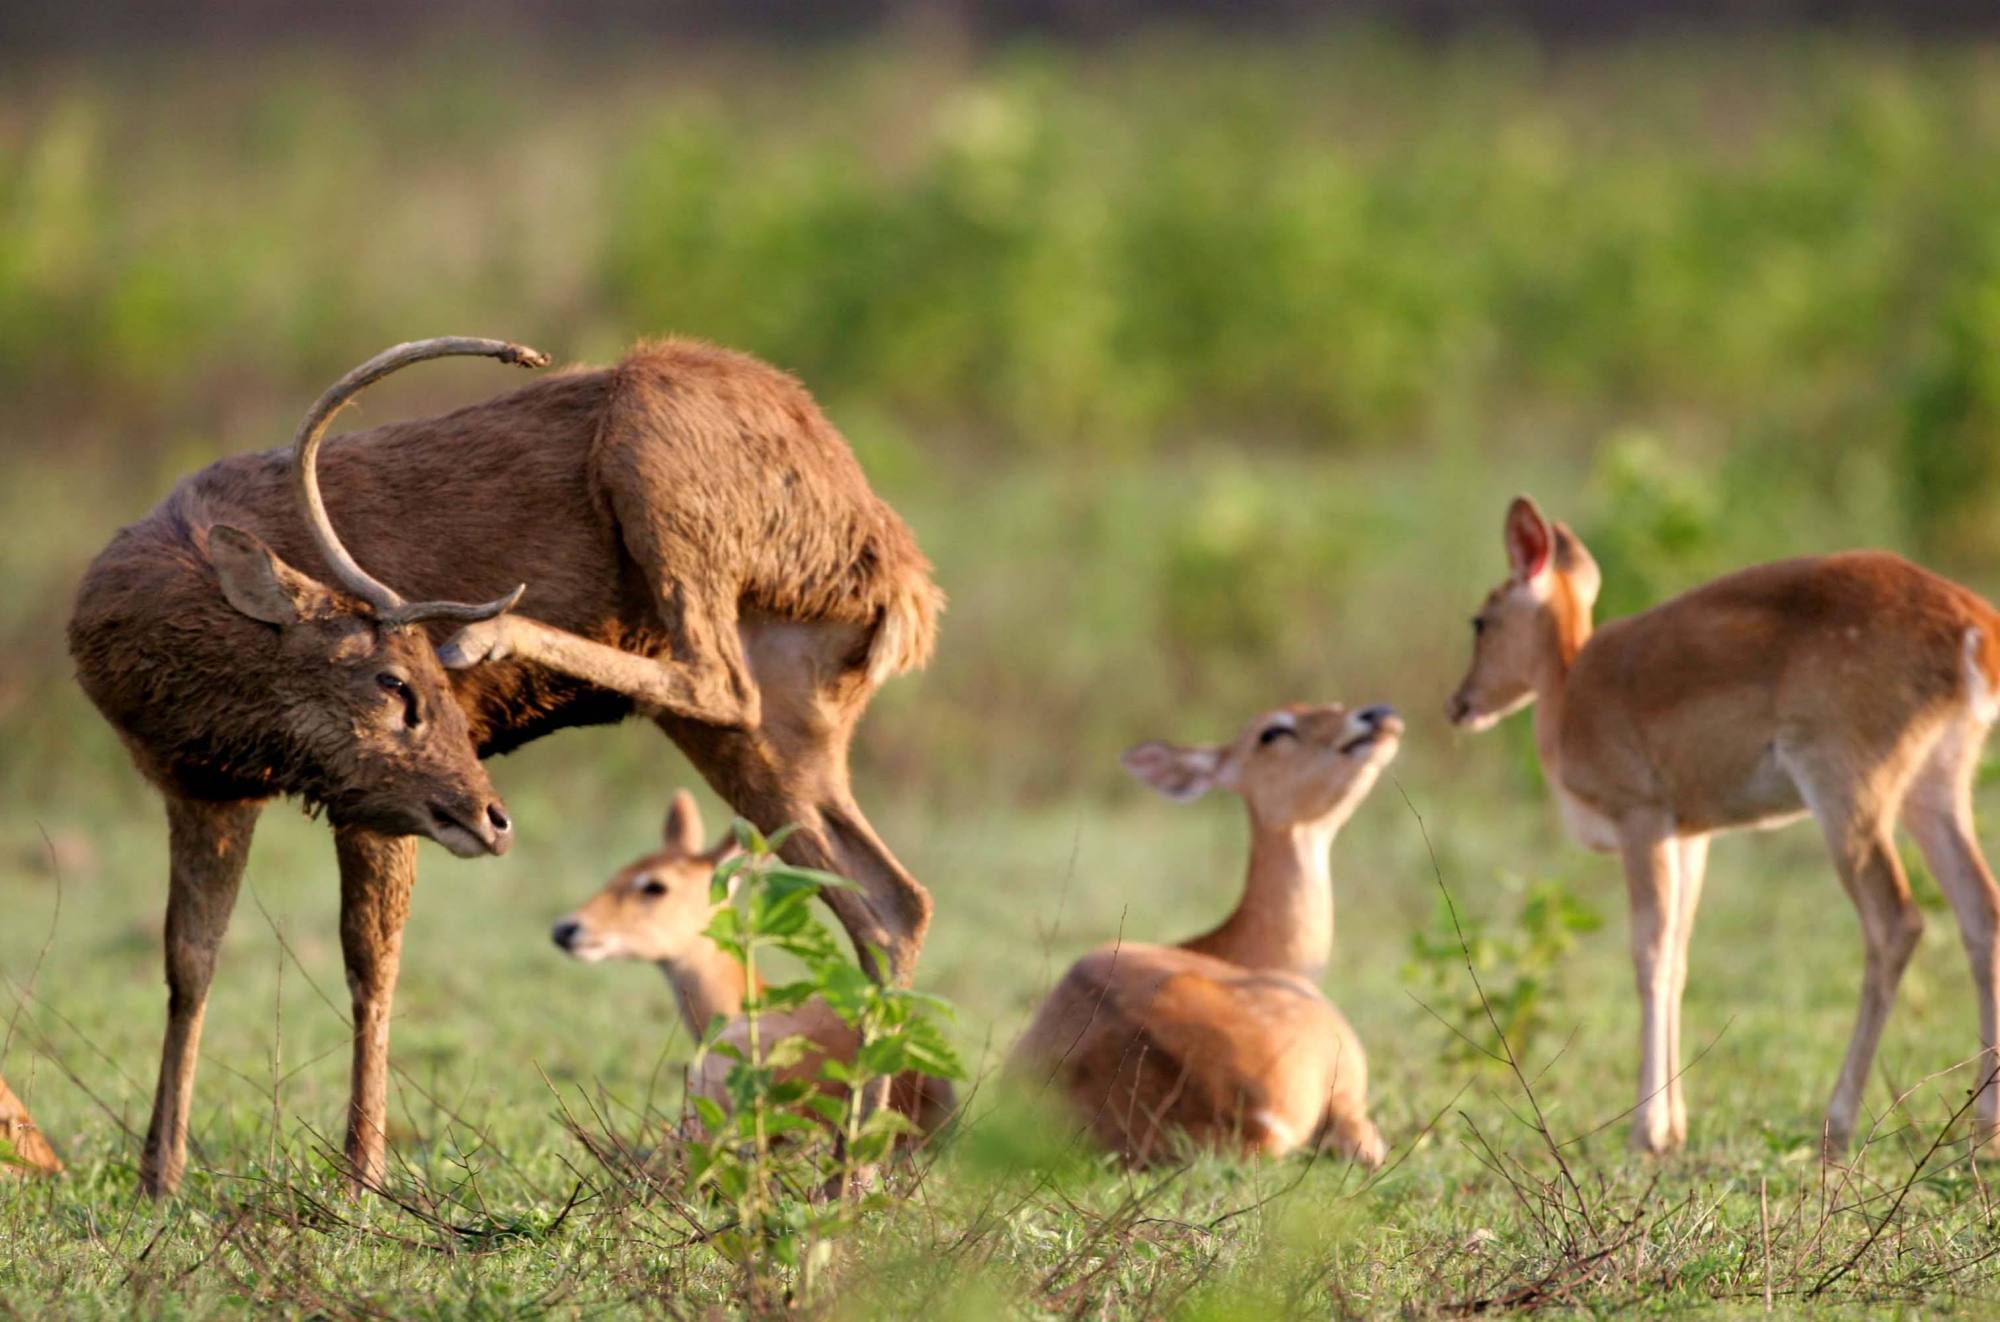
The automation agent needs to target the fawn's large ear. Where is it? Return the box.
[663,790,705,855]
[1121,741,1224,803]
[698,830,742,868]
[1504,496,1552,584]
[209,525,325,626]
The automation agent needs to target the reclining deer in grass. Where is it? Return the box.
[551,790,955,1141]
[1450,496,2000,1157]
[1011,702,1399,1168]
[69,336,941,1197]
[0,1072,61,1178]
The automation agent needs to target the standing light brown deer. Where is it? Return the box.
[1010,703,1398,1168]
[0,1072,62,1178]
[550,790,955,1140]
[69,336,942,1198]
[1449,495,2000,1158]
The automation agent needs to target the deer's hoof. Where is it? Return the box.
[439,618,514,669]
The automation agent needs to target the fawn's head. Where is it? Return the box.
[1447,495,1600,733]
[1122,702,1402,830]
[551,791,738,964]
[207,341,545,856]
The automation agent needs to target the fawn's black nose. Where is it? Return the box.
[487,804,512,834]
[1359,704,1396,727]
[551,920,580,951]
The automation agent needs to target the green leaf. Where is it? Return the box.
[731,817,770,855]
[690,1095,729,1135]
[760,1033,817,1070]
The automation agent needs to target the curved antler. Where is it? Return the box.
[292,336,547,628]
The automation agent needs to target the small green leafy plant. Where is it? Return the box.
[682,818,965,1309]
[1406,876,1603,1069]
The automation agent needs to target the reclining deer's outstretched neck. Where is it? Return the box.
[1011,702,1399,1167]
[69,334,941,1197]
[550,790,955,1141]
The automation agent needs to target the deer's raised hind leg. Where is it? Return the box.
[336,825,416,1194]
[1666,834,1710,1147]
[440,612,759,730]
[141,795,260,1198]
[1902,717,2000,1155]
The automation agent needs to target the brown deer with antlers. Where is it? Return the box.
[69,336,942,1197]
[1010,702,1398,1167]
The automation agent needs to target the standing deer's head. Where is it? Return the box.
[1122,702,1403,831]
[207,338,547,856]
[1446,495,1601,731]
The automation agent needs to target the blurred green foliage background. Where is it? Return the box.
[11,31,2000,817]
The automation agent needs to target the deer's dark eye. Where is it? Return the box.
[1471,616,1488,636]
[639,877,669,898]
[376,672,422,729]
[1258,725,1296,746]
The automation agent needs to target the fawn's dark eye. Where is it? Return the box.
[639,876,669,898]
[1258,725,1296,746]
[1471,616,1488,636]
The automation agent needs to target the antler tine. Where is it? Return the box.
[291,336,548,619]
[381,583,528,629]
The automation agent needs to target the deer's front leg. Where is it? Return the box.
[336,825,417,1194]
[439,615,758,729]
[142,796,260,1198]
[1619,820,1683,1156]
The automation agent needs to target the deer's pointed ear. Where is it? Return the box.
[1504,496,1553,583]
[1551,520,1601,606]
[663,790,705,854]
[1121,741,1224,803]
[210,525,323,626]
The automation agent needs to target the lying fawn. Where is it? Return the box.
[552,792,954,1140]
[1011,703,1399,1167]
[0,1072,60,1178]
[1450,496,2000,1157]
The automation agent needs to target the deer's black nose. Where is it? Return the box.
[551,920,580,951]
[1359,704,1396,727]
[487,804,512,834]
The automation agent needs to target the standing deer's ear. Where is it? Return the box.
[663,790,705,855]
[1504,496,1553,583]
[1551,520,1601,607]
[1121,741,1225,803]
[209,525,325,626]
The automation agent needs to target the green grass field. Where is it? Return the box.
[9,29,2000,1315]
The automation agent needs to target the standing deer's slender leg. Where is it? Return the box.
[1903,718,2000,1154]
[141,795,261,1198]
[1665,834,1710,1147]
[335,825,417,1193]
[1618,818,1684,1155]
[1791,754,1924,1158]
